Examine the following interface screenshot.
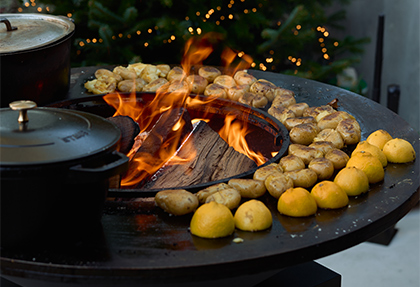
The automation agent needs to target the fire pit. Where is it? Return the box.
[1,67,419,287]
[50,91,289,197]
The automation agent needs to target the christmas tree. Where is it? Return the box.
[16,0,369,88]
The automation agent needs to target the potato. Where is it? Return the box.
[336,118,361,145]
[117,79,147,92]
[164,79,191,94]
[196,183,231,203]
[214,75,237,89]
[250,79,277,101]
[186,75,208,94]
[284,116,316,131]
[303,105,335,118]
[325,149,350,169]
[272,91,296,108]
[288,102,310,117]
[239,92,268,108]
[253,163,283,181]
[167,66,186,82]
[227,84,249,101]
[308,157,334,180]
[155,189,199,215]
[288,144,324,165]
[284,168,318,188]
[273,87,295,99]
[139,65,160,83]
[204,83,228,98]
[156,64,171,78]
[268,106,296,125]
[279,154,305,172]
[95,68,123,82]
[289,123,320,145]
[313,128,344,149]
[228,178,266,198]
[317,111,354,130]
[113,66,137,80]
[198,66,222,83]
[205,188,241,210]
[264,173,294,199]
[127,62,148,77]
[308,141,335,156]
[143,78,169,92]
[84,78,117,94]
[234,70,257,86]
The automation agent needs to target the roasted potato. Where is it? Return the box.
[234,70,257,86]
[214,75,237,89]
[288,144,324,165]
[139,65,160,83]
[198,66,222,83]
[253,163,283,181]
[279,154,306,172]
[196,183,231,203]
[143,78,169,92]
[250,79,277,101]
[156,64,171,78]
[288,102,310,117]
[308,157,334,180]
[227,84,249,101]
[308,141,335,156]
[164,79,191,94]
[284,116,316,131]
[317,111,354,130]
[228,178,266,198]
[271,91,296,108]
[167,66,186,82]
[186,75,208,94]
[268,106,295,125]
[204,83,228,98]
[239,92,268,108]
[265,173,294,199]
[113,66,137,80]
[117,79,147,93]
[127,63,148,77]
[94,68,123,82]
[303,105,335,119]
[84,78,117,95]
[155,189,199,216]
[284,168,318,189]
[313,128,345,149]
[205,188,241,210]
[289,123,320,145]
[336,118,361,145]
[324,149,350,169]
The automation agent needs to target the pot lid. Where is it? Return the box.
[0,101,121,166]
[0,13,75,54]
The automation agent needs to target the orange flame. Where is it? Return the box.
[104,33,266,188]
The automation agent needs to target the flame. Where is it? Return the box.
[103,33,267,188]
[218,115,266,166]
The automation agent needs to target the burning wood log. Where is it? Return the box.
[140,120,257,190]
[106,115,140,154]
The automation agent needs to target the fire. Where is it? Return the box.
[219,115,266,166]
[104,33,267,188]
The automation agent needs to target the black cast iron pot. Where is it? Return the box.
[0,13,75,107]
[0,101,129,248]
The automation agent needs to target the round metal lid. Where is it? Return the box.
[0,13,75,54]
[0,101,121,166]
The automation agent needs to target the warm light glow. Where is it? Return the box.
[228,14,234,19]
[148,29,152,33]
[334,41,339,46]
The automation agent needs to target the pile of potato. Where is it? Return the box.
[84,63,302,109]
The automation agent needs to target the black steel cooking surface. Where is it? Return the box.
[1,68,419,287]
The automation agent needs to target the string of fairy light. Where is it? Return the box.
[18,0,338,71]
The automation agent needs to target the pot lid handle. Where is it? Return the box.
[0,17,18,31]
[9,100,37,123]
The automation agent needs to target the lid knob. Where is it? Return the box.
[9,100,37,123]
